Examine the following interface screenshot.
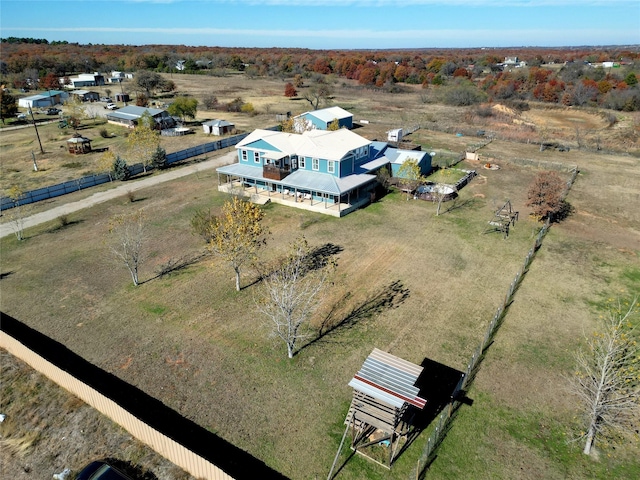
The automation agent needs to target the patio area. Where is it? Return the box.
[219,181,372,217]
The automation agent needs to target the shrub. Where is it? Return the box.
[112,156,130,181]
[99,128,109,138]
[203,95,219,110]
[442,84,486,106]
[58,215,69,227]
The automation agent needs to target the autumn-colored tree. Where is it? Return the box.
[191,196,269,291]
[327,118,340,131]
[97,150,117,181]
[133,92,147,106]
[293,74,304,88]
[40,72,60,105]
[284,82,297,98]
[127,112,160,172]
[526,171,568,221]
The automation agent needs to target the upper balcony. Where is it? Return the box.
[263,164,291,180]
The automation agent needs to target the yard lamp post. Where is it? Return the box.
[28,107,45,154]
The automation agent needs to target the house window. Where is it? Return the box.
[363,145,369,157]
[241,150,248,161]
[312,158,319,171]
[328,160,335,174]
[299,157,306,169]
[254,151,261,164]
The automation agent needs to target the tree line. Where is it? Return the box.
[1,42,638,110]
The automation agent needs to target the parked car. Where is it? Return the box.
[75,461,133,480]
[46,108,61,115]
[16,113,27,120]
[100,97,112,102]
[105,103,118,110]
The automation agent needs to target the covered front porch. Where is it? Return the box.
[217,170,376,218]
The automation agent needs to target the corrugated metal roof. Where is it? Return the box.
[348,348,426,409]
[216,163,375,195]
[202,119,234,127]
[299,106,353,123]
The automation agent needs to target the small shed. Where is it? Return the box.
[338,348,427,468]
[115,93,130,103]
[70,90,99,102]
[387,128,403,143]
[202,119,234,135]
[67,134,92,154]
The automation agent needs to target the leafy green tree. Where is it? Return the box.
[150,145,168,169]
[135,70,163,96]
[167,96,198,122]
[98,150,116,181]
[624,72,638,86]
[191,197,268,291]
[0,89,18,123]
[113,155,130,181]
[396,158,425,200]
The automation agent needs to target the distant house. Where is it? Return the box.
[216,128,430,217]
[202,119,234,135]
[294,106,354,131]
[18,90,68,108]
[504,56,519,65]
[106,105,175,129]
[62,73,105,88]
[69,90,99,102]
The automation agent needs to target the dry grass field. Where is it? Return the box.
[1,73,639,479]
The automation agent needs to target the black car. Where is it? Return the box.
[46,108,61,115]
[75,461,134,480]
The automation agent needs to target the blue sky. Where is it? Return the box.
[1,0,639,49]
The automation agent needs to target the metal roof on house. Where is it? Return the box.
[216,163,375,195]
[236,128,371,162]
[106,106,166,122]
[70,90,95,95]
[348,348,426,409]
[385,148,428,165]
[300,106,353,123]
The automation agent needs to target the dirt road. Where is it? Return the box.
[0,150,236,239]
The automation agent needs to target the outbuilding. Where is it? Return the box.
[202,119,234,135]
[295,106,353,131]
[106,105,175,129]
[69,90,99,102]
[18,90,69,109]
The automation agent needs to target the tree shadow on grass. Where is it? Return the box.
[444,197,481,214]
[0,271,15,280]
[45,218,85,234]
[298,280,410,354]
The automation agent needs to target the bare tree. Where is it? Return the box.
[301,84,332,110]
[191,197,268,291]
[256,236,336,358]
[431,184,451,216]
[108,209,146,286]
[6,186,30,241]
[572,298,640,455]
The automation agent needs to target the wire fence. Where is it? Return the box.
[413,166,579,479]
[0,127,278,212]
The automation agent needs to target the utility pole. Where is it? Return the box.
[28,108,44,154]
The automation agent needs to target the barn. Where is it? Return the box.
[106,105,175,129]
[18,90,68,109]
[69,90,99,102]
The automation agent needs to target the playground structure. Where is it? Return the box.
[484,199,519,238]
